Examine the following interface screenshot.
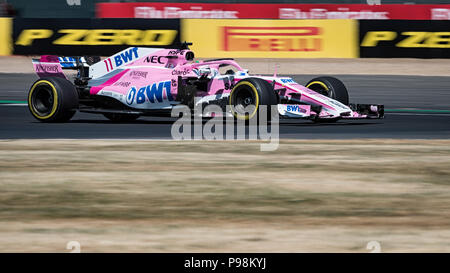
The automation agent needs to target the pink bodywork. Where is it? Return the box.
[32,47,382,119]
[87,48,358,117]
[89,49,244,99]
[32,55,66,79]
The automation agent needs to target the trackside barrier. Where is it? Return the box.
[359,20,450,58]
[182,19,358,58]
[97,3,450,20]
[0,18,12,55]
[2,18,450,58]
[12,18,181,56]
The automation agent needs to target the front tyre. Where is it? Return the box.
[228,78,278,122]
[28,77,78,122]
[306,76,349,123]
[305,76,349,105]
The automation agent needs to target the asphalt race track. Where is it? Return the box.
[0,73,449,139]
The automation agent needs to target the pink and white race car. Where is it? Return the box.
[27,43,383,123]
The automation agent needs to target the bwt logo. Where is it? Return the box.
[280,78,294,83]
[126,81,173,105]
[223,26,322,52]
[287,105,307,113]
[105,47,138,72]
[114,47,138,67]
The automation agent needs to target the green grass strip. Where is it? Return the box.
[0,100,27,104]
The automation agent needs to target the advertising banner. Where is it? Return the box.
[360,20,450,58]
[12,18,181,56]
[97,3,450,20]
[0,18,12,55]
[183,19,358,58]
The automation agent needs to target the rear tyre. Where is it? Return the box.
[103,113,140,122]
[228,78,278,123]
[28,77,78,122]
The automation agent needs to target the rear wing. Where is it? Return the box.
[58,57,89,69]
[32,46,190,79]
[32,55,100,79]
[32,55,67,79]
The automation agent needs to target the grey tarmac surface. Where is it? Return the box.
[0,73,449,139]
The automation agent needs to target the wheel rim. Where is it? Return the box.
[31,84,55,116]
[307,82,330,97]
[231,86,257,117]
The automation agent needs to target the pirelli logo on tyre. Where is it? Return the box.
[183,19,358,58]
[359,20,450,58]
[13,18,181,56]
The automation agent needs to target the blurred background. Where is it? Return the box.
[0,0,450,253]
[3,1,450,18]
[0,0,449,58]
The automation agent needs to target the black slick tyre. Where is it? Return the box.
[228,77,278,122]
[28,77,78,122]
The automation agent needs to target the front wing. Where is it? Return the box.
[277,104,384,120]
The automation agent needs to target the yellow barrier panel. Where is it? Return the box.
[0,18,12,55]
[183,19,358,58]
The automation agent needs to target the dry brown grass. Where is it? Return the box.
[0,139,449,252]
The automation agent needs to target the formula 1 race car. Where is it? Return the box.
[27,43,384,123]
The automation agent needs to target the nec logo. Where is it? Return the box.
[223,26,322,52]
[144,55,164,64]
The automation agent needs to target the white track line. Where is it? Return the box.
[0,103,27,106]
